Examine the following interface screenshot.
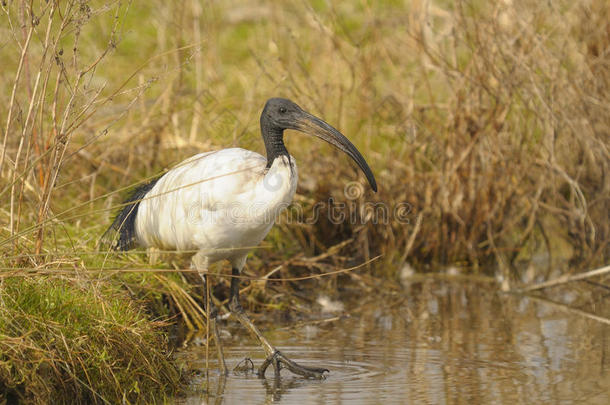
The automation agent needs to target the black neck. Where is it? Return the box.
[261,118,289,168]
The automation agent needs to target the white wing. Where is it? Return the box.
[135,148,297,263]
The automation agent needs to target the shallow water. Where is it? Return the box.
[175,280,610,404]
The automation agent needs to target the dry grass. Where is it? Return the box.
[2,0,608,282]
[0,0,609,400]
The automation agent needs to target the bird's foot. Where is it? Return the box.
[233,357,255,375]
[258,350,329,380]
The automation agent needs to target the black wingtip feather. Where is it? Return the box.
[103,177,160,251]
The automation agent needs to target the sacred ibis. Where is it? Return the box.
[105,98,377,379]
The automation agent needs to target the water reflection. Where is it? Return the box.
[176,280,610,404]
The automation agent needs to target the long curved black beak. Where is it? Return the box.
[295,112,377,192]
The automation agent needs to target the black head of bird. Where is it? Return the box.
[260,97,377,192]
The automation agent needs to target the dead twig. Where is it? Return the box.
[515,264,610,293]
[524,293,610,326]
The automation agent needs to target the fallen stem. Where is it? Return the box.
[515,264,610,293]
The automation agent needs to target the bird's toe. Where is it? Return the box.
[258,350,329,380]
[233,357,255,375]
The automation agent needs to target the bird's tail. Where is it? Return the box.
[101,177,160,251]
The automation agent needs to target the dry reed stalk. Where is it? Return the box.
[518,264,610,293]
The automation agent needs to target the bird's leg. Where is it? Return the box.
[228,268,274,356]
[190,256,227,375]
[228,268,329,379]
[201,273,228,375]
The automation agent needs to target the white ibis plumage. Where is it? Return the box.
[105,98,377,379]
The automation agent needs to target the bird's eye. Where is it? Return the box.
[279,107,287,114]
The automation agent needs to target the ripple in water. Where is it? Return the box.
[176,281,610,404]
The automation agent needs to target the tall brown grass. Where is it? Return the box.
[2,0,607,280]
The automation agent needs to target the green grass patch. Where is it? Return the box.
[0,276,181,404]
